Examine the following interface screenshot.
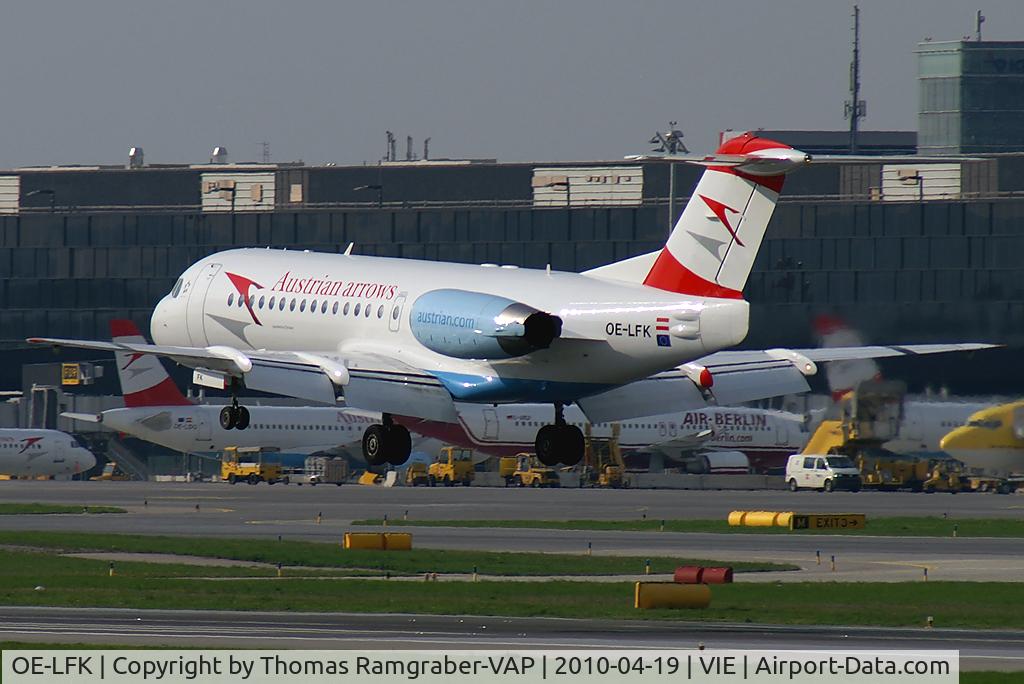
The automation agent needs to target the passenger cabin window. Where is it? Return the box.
[354,303,361,316]
[344,303,351,316]
[377,305,384,318]
[321,301,328,314]
[227,293,234,306]
[300,300,307,312]
[289,298,296,312]
[332,302,339,315]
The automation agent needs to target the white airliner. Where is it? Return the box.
[63,320,376,461]
[398,404,807,474]
[31,134,993,468]
[0,429,96,478]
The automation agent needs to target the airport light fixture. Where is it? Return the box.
[25,188,55,212]
[353,184,384,208]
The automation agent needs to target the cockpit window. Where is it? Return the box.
[170,279,183,298]
[967,419,1001,429]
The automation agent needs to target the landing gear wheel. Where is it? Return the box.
[220,406,237,430]
[535,424,584,467]
[535,425,560,466]
[362,422,413,466]
[362,425,388,466]
[235,406,250,430]
[386,424,412,466]
[558,425,585,467]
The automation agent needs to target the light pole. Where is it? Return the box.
[354,184,384,208]
[25,188,55,212]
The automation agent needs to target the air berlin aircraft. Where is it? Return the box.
[31,134,993,468]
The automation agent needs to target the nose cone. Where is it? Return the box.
[939,426,974,451]
[151,296,176,345]
[76,448,97,472]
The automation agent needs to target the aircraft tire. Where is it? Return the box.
[362,425,388,466]
[535,425,560,466]
[557,425,585,467]
[385,424,412,465]
[220,406,237,430]
[235,406,250,430]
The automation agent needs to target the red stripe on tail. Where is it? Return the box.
[642,248,743,299]
[123,377,193,408]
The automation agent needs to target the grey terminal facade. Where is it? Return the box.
[1,142,1022,400]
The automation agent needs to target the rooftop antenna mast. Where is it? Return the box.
[259,141,270,164]
[844,5,866,153]
[385,131,396,162]
[975,10,985,41]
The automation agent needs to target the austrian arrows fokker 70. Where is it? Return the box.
[30,134,993,468]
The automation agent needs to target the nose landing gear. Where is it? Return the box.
[362,414,412,466]
[535,403,584,467]
[219,399,250,430]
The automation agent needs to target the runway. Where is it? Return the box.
[0,607,1019,671]
[3,480,1023,520]
[1,481,1022,582]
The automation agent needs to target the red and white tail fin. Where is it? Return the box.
[643,133,806,298]
[814,314,882,401]
[110,320,193,408]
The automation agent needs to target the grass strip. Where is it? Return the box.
[353,517,1024,538]
[0,503,125,515]
[0,531,793,575]
[0,549,1020,629]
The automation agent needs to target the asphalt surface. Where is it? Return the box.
[1,481,1023,581]
[0,607,1018,672]
[2,480,1022,664]
[4,480,1022,520]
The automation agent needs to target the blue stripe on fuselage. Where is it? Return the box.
[432,371,612,403]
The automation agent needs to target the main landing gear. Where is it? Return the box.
[535,403,584,467]
[362,414,412,467]
[219,392,250,431]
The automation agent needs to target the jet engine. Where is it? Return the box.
[410,289,562,360]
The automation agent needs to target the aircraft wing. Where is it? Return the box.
[578,342,998,423]
[29,337,459,423]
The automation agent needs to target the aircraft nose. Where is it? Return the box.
[78,449,97,472]
[939,427,970,450]
[150,296,175,345]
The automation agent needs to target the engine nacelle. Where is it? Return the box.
[410,289,562,360]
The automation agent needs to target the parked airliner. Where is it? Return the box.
[0,429,96,478]
[32,134,993,468]
[63,321,376,460]
[940,401,1024,477]
[398,405,808,473]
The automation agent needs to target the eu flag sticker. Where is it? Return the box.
[657,334,671,347]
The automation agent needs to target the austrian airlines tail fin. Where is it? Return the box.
[643,133,808,298]
[110,320,193,408]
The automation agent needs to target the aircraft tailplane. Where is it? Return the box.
[110,320,193,408]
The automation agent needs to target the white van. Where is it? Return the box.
[785,454,862,492]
